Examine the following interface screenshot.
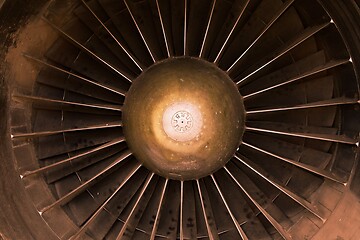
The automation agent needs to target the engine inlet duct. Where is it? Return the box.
[1,0,360,239]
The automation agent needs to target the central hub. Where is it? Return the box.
[163,102,202,142]
[172,111,192,132]
[123,57,245,180]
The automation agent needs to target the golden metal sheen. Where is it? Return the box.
[123,57,245,180]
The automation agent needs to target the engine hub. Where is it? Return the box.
[123,57,245,180]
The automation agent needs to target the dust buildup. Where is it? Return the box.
[5,17,58,91]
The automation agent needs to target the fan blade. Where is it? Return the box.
[246,121,357,145]
[43,17,133,83]
[246,97,358,114]
[39,150,132,214]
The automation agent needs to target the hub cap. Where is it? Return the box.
[123,57,245,180]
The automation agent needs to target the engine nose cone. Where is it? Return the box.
[123,57,245,180]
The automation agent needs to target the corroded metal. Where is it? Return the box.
[123,57,245,180]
